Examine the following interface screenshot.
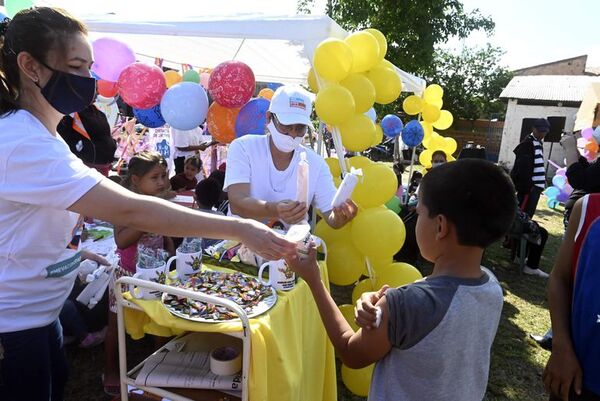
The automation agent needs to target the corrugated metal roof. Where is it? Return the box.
[500,75,600,102]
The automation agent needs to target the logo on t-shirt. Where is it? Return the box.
[289,97,306,110]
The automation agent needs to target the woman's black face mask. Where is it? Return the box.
[34,60,96,115]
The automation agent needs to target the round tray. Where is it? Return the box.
[161,271,277,323]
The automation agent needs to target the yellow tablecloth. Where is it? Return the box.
[123,262,336,401]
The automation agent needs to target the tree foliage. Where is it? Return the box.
[425,45,513,119]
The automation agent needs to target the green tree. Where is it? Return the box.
[425,44,513,119]
[299,0,495,75]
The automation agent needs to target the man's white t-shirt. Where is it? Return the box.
[223,134,337,219]
[170,127,203,159]
[0,110,103,333]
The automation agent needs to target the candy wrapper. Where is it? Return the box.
[137,245,168,269]
[179,237,203,254]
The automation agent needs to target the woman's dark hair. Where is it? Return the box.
[419,159,517,248]
[184,156,202,170]
[122,151,167,190]
[208,170,225,189]
[0,7,88,114]
[195,178,222,209]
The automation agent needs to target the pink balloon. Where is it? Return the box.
[200,72,210,89]
[118,63,166,109]
[91,38,136,82]
[556,167,566,177]
[208,61,255,108]
[581,127,594,140]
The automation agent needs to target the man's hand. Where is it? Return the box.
[543,345,583,401]
[238,219,297,261]
[285,244,321,286]
[355,285,390,330]
[328,199,358,228]
[275,200,308,224]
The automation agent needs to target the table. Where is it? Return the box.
[118,262,337,401]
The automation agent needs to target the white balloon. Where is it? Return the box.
[365,107,377,122]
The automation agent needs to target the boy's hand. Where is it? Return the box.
[355,285,390,330]
[285,244,321,285]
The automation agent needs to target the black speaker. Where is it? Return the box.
[546,116,566,142]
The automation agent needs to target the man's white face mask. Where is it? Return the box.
[268,121,304,153]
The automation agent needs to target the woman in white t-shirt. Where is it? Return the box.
[224,85,358,228]
[0,8,296,401]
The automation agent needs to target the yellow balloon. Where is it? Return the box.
[352,163,397,208]
[345,31,380,73]
[371,124,383,147]
[340,74,376,113]
[315,84,356,125]
[402,95,423,115]
[325,157,342,177]
[423,84,444,102]
[443,137,458,155]
[314,218,353,247]
[352,278,376,304]
[421,103,441,123]
[419,149,433,168]
[367,66,402,105]
[340,114,377,152]
[164,70,182,88]
[333,176,342,188]
[347,155,373,169]
[327,241,365,286]
[433,110,454,130]
[313,38,353,82]
[427,96,443,109]
[339,304,359,331]
[362,255,392,277]
[258,88,274,100]
[420,121,433,137]
[379,59,395,71]
[342,364,374,397]
[365,28,387,62]
[375,263,423,289]
[307,68,319,93]
[351,207,406,257]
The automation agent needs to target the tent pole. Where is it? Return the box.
[232,38,246,60]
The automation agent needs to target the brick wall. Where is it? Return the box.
[443,119,504,162]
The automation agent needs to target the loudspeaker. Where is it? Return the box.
[546,116,566,142]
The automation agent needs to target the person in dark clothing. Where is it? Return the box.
[510,118,550,218]
[57,104,117,176]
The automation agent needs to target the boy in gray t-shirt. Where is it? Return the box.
[286,159,517,401]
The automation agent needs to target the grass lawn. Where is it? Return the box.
[64,196,563,401]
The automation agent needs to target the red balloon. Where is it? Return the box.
[207,102,241,144]
[208,61,255,108]
[97,80,118,98]
[118,63,166,109]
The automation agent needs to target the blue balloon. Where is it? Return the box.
[544,186,560,199]
[551,174,566,189]
[160,82,209,130]
[593,126,600,145]
[235,98,270,137]
[381,114,403,138]
[547,198,559,209]
[266,82,283,91]
[90,71,101,80]
[401,119,425,147]
[134,104,165,128]
[0,12,8,21]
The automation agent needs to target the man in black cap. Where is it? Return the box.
[511,118,550,218]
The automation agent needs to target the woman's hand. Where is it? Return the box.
[275,200,308,225]
[238,219,297,261]
[81,250,110,266]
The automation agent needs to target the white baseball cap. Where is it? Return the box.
[268,85,313,126]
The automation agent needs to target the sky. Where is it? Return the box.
[37,0,600,71]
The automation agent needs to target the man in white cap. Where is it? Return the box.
[224,85,357,228]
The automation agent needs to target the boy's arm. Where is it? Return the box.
[114,225,145,249]
[543,199,583,401]
[286,249,392,369]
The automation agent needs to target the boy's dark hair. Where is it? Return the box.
[419,159,516,248]
[195,178,222,209]
[431,150,447,161]
[208,170,225,189]
[0,7,88,114]
[184,156,202,170]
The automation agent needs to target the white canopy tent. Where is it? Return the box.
[78,13,426,93]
